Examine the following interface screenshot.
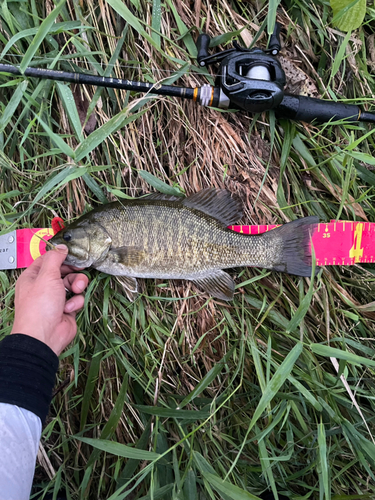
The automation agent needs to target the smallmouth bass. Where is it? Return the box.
[50,188,318,300]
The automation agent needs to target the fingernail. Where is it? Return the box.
[65,302,75,312]
[76,280,86,291]
[56,244,68,253]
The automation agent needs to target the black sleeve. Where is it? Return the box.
[0,334,59,423]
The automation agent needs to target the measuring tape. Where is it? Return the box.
[0,220,373,270]
[229,221,375,266]
[0,218,64,270]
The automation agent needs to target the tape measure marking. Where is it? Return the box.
[229,222,375,267]
[17,228,55,268]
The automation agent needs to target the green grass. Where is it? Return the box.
[1,0,375,499]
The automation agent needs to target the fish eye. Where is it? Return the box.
[63,232,72,242]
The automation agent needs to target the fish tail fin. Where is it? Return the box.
[265,216,319,277]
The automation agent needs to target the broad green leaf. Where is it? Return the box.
[82,173,108,204]
[342,420,375,467]
[0,80,28,134]
[0,190,21,201]
[193,451,224,475]
[355,162,375,185]
[288,375,323,411]
[258,436,278,499]
[210,29,243,48]
[249,336,266,393]
[286,248,316,332]
[310,344,375,368]
[151,0,161,48]
[183,469,198,500]
[105,0,159,50]
[330,31,352,80]
[75,437,160,461]
[351,152,375,167]
[20,0,67,73]
[293,135,316,168]
[318,421,331,500]
[245,294,289,329]
[134,404,210,420]
[179,346,235,408]
[165,0,196,56]
[80,336,104,430]
[138,170,183,196]
[277,120,295,220]
[56,82,83,141]
[31,165,82,210]
[33,112,75,158]
[267,0,281,34]
[249,342,303,429]
[86,375,129,468]
[137,484,174,500]
[74,109,145,161]
[202,472,261,500]
[331,0,366,32]
[86,26,128,123]
[117,421,152,487]
[0,21,81,59]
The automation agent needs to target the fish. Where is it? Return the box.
[50,188,319,301]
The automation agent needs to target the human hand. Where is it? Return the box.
[11,244,89,356]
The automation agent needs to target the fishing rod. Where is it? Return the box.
[1,23,375,124]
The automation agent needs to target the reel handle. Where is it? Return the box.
[267,22,282,55]
[196,34,211,66]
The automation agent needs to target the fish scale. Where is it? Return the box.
[50,189,318,301]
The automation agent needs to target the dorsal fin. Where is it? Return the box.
[144,193,184,201]
[183,188,243,225]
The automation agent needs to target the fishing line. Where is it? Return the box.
[0,54,213,77]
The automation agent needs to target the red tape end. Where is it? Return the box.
[51,217,65,235]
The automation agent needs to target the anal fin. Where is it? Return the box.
[191,270,235,301]
[116,276,138,302]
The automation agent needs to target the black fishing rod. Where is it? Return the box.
[1,23,375,124]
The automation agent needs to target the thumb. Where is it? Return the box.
[39,244,69,278]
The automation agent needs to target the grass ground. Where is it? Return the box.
[1,0,375,499]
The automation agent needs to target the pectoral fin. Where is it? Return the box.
[116,276,138,302]
[191,270,235,301]
[110,246,146,267]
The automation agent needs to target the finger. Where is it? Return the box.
[21,253,45,280]
[63,273,89,294]
[64,294,85,314]
[38,244,69,279]
[54,315,77,355]
[61,264,86,276]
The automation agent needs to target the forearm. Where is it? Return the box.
[0,334,59,500]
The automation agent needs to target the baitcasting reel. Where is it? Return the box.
[195,23,286,113]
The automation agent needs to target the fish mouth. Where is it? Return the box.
[46,238,59,251]
[47,239,84,266]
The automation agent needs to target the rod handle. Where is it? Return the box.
[275,95,367,123]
